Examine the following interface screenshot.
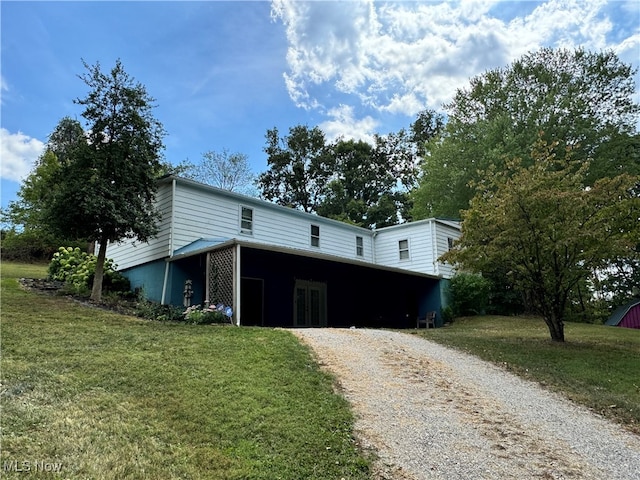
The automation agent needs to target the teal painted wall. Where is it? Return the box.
[122,260,167,303]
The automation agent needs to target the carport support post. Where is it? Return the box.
[234,244,241,326]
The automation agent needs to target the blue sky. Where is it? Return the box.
[2,0,639,211]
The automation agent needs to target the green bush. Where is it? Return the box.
[448,272,491,317]
[183,304,233,324]
[135,299,184,322]
[48,246,130,295]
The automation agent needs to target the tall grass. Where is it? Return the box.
[1,263,371,479]
[417,315,640,434]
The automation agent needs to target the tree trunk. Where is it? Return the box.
[544,315,565,342]
[90,238,107,302]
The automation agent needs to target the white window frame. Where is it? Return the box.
[310,224,320,247]
[398,239,410,260]
[356,236,364,257]
[240,206,253,235]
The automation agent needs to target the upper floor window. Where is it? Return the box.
[356,236,364,257]
[240,206,253,234]
[398,239,409,260]
[311,224,320,247]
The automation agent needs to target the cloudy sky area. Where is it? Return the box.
[2,0,639,209]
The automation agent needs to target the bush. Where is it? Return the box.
[48,246,130,295]
[448,272,491,317]
[135,299,184,322]
[183,304,233,324]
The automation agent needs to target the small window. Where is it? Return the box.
[447,237,455,250]
[311,224,320,247]
[356,236,364,257]
[240,206,253,234]
[399,239,409,260]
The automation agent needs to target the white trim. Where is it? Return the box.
[234,243,241,326]
[161,178,177,304]
[161,261,170,304]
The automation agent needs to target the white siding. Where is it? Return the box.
[105,176,459,278]
[374,219,460,279]
[172,181,375,262]
[433,222,461,279]
[375,221,436,276]
[105,182,173,270]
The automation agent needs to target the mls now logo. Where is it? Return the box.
[3,460,63,473]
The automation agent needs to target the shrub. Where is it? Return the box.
[448,272,491,317]
[183,303,233,324]
[135,299,184,322]
[48,246,130,295]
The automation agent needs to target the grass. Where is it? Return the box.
[414,315,640,434]
[0,262,371,479]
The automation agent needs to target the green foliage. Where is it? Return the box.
[183,304,232,324]
[258,125,333,213]
[412,47,639,219]
[41,59,165,302]
[48,246,130,295]
[448,272,491,317]
[0,228,86,262]
[442,138,640,341]
[257,122,429,227]
[134,298,184,322]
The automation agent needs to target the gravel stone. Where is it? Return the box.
[291,328,640,480]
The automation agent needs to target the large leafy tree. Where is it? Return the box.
[317,139,403,228]
[44,60,165,302]
[4,118,85,231]
[257,125,334,213]
[1,118,89,259]
[412,47,639,219]
[317,133,419,228]
[442,139,640,342]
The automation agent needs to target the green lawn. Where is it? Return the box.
[415,315,640,434]
[0,263,371,479]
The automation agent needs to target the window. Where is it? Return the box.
[356,236,364,257]
[398,239,409,260]
[447,237,455,250]
[310,224,320,247]
[240,206,253,234]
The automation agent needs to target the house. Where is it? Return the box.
[606,299,640,329]
[105,175,461,328]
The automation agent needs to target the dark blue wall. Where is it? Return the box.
[240,247,442,328]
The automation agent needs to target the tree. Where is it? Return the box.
[43,59,165,302]
[412,48,640,219]
[1,118,90,259]
[183,149,255,194]
[317,137,414,228]
[442,139,640,342]
[257,125,334,212]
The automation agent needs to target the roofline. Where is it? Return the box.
[159,175,373,234]
[167,237,442,280]
[374,217,461,232]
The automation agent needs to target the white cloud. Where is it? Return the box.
[272,0,635,136]
[0,75,8,105]
[0,128,45,182]
[319,105,378,143]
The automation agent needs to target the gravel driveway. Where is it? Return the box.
[291,328,640,480]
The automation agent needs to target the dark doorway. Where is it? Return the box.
[241,277,264,326]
